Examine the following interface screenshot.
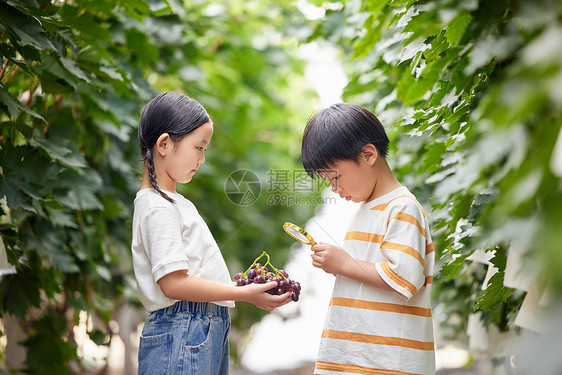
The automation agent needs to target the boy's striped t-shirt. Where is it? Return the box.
[315,186,435,375]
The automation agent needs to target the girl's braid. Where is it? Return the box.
[146,148,174,203]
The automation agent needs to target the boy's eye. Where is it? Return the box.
[196,147,204,151]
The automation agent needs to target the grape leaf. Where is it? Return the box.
[474,272,512,311]
[0,6,55,51]
[446,12,472,47]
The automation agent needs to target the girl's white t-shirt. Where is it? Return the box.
[131,188,235,312]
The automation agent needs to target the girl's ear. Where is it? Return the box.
[361,144,378,166]
[156,133,171,157]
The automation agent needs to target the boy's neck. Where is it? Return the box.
[367,158,401,202]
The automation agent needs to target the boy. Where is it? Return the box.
[301,103,435,375]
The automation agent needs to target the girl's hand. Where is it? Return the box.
[310,242,349,276]
[240,281,292,311]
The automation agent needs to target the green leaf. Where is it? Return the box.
[402,8,441,39]
[363,0,390,14]
[60,57,92,83]
[437,253,471,281]
[0,84,21,119]
[49,170,103,211]
[445,12,472,47]
[0,269,42,318]
[468,190,497,222]
[0,42,17,58]
[0,144,55,212]
[0,84,47,122]
[117,0,152,21]
[397,75,435,105]
[88,329,108,346]
[23,311,77,374]
[30,131,87,168]
[422,142,446,173]
[125,28,159,65]
[58,4,112,42]
[45,207,78,229]
[35,53,78,90]
[5,0,50,17]
[474,272,512,311]
[0,5,56,51]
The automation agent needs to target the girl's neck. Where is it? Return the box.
[140,163,175,193]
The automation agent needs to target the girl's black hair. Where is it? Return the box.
[138,92,211,203]
[301,103,389,178]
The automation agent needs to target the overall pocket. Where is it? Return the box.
[182,316,228,375]
[138,331,172,375]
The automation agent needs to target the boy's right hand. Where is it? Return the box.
[311,242,349,276]
[241,281,292,311]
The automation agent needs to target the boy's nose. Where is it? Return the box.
[331,183,341,193]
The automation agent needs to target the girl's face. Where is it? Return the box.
[165,121,213,184]
[323,157,377,203]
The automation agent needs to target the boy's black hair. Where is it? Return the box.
[138,92,211,203]
[301,103,389,178]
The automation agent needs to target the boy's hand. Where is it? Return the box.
[242,281,292,311]
[311,242,349,276]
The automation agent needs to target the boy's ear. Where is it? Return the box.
[361,144,378,166]
[156,133,171,156]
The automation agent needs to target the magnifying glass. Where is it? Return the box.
[283,222,317,246]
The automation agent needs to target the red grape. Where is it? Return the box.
[234,251,302,302]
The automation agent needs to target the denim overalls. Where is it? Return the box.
[138,301,230,374]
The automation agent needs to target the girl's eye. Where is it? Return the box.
[196,147,204,151]
[333,175,341,180]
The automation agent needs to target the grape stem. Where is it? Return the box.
[243,251,287,279]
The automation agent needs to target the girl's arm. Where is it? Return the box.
[158,270,292,311]
[311,242,394,292]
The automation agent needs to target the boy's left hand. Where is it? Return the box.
[310,242,348,276]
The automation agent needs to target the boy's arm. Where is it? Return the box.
[311,243,394,292]
[339,257,395,292]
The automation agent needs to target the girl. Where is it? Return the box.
[131,92,292,375]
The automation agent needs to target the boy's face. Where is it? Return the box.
[322,157,376,203]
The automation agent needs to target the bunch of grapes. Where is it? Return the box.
[234,251,301,302]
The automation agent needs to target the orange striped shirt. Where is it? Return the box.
[315,186,435,375]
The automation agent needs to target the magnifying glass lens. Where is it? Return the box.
[283,222,316,246]
[286,227,309,242]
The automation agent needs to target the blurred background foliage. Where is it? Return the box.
[1,0,562,373]
[0,0,317,372]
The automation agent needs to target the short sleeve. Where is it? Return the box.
[140,205,190,282]
[374,199,427,300]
